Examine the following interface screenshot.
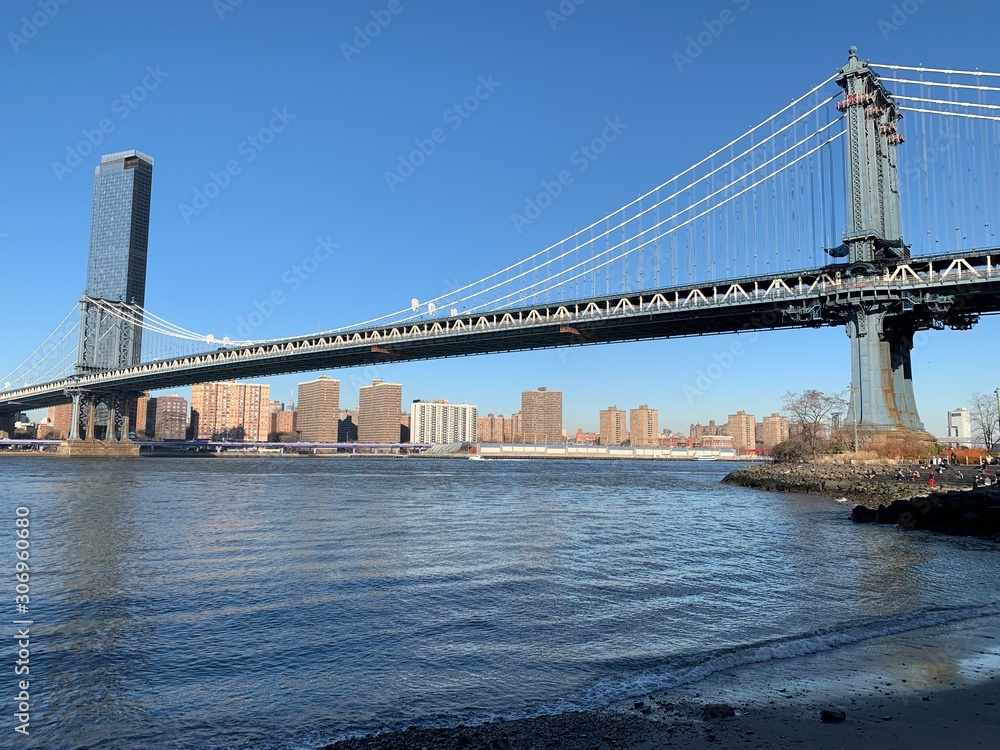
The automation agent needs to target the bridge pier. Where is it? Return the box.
[0,413,15,440]
[846,306,925,433]
[57,391,140,457]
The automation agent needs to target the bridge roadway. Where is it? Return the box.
[2,247,999,412]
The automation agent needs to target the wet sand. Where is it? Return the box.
[322,671,999,749]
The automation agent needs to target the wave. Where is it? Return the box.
[548,600,1000,713]
[316,601,1000,746]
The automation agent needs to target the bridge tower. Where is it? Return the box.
[836,47,923,433]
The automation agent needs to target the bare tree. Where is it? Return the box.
[782,389,849,458]
[970,392,999,451]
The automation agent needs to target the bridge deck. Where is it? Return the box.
[2,249,999,411]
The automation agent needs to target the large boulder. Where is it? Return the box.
[851,505,878,523]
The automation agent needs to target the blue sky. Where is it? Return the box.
[2,0,997,436]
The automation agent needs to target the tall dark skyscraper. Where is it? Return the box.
[77,150,154,373]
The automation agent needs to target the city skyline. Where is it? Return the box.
[20,373,996,450]
[2,1,998,438]
[15,369,997,444]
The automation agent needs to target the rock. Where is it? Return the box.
[701,704,736,720]
[820,709,847,723]
[852,505,878,523]
[633,701,644,709]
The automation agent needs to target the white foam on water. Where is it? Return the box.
[541,601,1000,714]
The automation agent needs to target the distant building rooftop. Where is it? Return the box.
[100,150,154,166]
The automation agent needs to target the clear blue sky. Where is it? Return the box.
[2,0,997,436]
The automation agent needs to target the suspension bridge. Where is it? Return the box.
[2,48,1000,450]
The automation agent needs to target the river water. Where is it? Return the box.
[2,456,998,749]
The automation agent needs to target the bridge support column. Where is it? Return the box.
[68,393,81,441]
[85,398,97,441]
[846,305,924,433]
[0,413,14,440]
[106,398,118,441]
[119,397,131,442]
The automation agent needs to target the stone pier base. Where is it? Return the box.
[57,440,141,457]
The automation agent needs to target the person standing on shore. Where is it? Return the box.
[928,475,936,489]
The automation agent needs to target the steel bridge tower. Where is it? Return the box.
[837,47,928,434]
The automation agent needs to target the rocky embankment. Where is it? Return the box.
[722,462,955,506]
[724,462,1000,540]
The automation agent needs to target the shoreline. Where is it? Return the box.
[321,615,1000,749]
[322,681,1000,750]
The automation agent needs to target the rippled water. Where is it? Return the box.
[2,456,998,749]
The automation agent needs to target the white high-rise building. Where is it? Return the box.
[410,400,478,444]
[947,407,972,446]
